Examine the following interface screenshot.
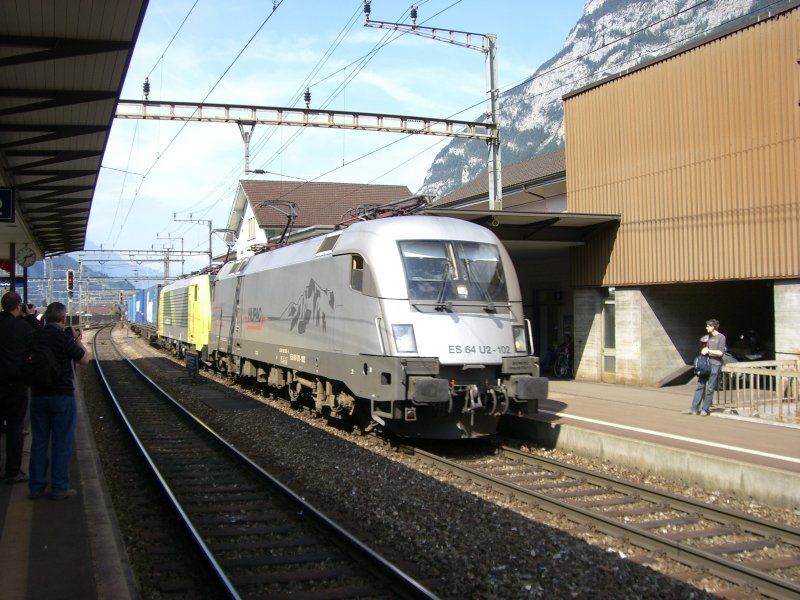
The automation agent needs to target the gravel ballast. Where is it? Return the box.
[80,327,798,599]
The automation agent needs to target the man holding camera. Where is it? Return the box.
[27,302,90,500]
[0,291,35,483]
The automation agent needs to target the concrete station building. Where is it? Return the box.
[435,2,799,386]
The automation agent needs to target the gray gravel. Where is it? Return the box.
[99,327,799,599]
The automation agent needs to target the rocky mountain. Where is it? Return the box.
[418,0,792,199]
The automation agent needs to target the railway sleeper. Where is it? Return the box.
[637,515,700,530]
[577,496,640,509]
[702,538,779,555]
[743,555,800,570]
[662,525,737,541]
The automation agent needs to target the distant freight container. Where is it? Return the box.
[127,284,161,340]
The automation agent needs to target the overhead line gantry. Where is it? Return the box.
[115,100,497,186]
[363,1,503,209]
[115,101,496,142]
[115,4,503,210]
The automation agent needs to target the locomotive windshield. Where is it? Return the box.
[398,240,508,302]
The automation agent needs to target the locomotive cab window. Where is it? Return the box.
[398,240,508,303]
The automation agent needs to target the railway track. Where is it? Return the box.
[92,325,437,599]
[406,442,800,600]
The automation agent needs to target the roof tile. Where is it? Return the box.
[241,180,412,227]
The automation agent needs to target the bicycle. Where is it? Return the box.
[553,350,573,378]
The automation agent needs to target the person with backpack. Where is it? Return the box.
[688,318,727,416]
[0,291,35,483]
[26,302,90,500]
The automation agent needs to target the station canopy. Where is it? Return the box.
[0,0,149,260]
[423,208,619,257]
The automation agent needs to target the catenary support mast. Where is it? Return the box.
[363,1,503,209]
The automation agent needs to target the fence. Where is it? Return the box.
[717,359,800,422]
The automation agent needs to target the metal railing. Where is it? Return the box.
[717,359,800,422]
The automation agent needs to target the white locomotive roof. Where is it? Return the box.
[219,215,520,301]
[345,215,499,243]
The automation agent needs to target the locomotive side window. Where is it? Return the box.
[351,255,364,291]
[398,240,508,303]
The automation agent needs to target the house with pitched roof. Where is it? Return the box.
[225,180,412,259]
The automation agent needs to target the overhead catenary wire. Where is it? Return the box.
[158,1,438,247]
[159,1,376,243]
[256,0,790,219]
[249,2,424,174]
[146,0,201,80]
[192,0,778,233]
[111,1,287,249]
[103,0,201,246]
[105,0,789,264]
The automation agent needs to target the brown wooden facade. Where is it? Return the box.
[564,3,800,288]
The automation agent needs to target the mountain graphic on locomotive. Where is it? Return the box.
[128,201,548,439]
[284,278,334,335]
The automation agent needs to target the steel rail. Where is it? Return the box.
[407,444,800,600]
[500,445,800,546]
[93,325,438,600]
[92,326,241,600]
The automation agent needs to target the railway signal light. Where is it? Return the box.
[66,270,74,298]
[119,291,124,303]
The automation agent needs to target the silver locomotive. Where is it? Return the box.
[208,214,546,438]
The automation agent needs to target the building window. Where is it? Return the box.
[247,217,256,240]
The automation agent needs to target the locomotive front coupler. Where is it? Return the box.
[457,383,509,416]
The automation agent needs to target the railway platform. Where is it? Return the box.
[1,373,798,599]
[503,379,800,509]
[0,380,135,600]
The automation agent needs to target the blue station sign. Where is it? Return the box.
[0,188,15,223]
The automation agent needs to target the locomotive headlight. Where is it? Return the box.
[392,324,418,353]
[513,325,528,353]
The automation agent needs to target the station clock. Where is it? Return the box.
[15,246,36,268]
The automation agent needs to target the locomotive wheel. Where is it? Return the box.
[353,400,374,435]
[288,382,301,403]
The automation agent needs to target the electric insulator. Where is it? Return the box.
[143,77,151,100]
[364,0,371,19]
[410,5,417,24]
[304,88,311,108]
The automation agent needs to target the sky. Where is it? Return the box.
[89,0,584,274]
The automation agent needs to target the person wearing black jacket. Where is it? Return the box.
[27,302,90,500]
[0,291,35,483]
